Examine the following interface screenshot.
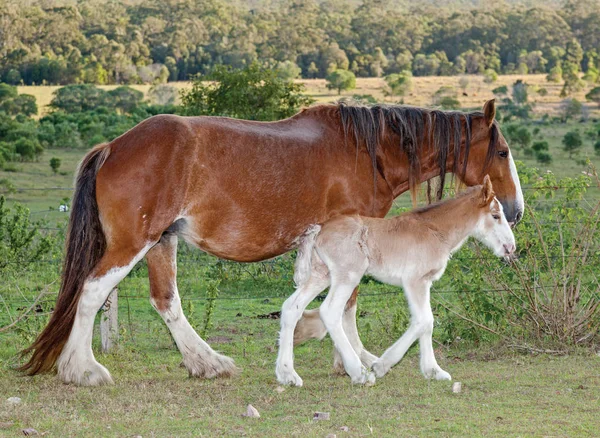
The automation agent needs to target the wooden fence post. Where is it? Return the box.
[100,288,118,353]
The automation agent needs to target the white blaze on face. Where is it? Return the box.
[475,198,516,257]
[508,151,525,217]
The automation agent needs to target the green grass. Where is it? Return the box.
[1,295,599,436]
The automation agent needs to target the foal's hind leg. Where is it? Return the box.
[372,279,449,380]
[57,244,151,386]
[147,233,236,379]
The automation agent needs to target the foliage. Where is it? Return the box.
[585,87,600,108]
[492,85,508,95]
[562,130,583,158]
[0,196,55,276]
[0,83,37,117]
[384,71,412,97]
[50,84,143,114]
[483,69,497,83]
[560,98,583,121]
[436,167,600,348]
[503,124,532,156]
[0,1,597,84]
[512,80,528,105]
[49,157,61,174]
[180,64,314,121]
[326,69,356,95]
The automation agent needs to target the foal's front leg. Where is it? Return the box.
[372,280,450,380]
[276,270,330,387]
[320,281,375,385]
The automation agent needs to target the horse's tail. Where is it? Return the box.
[20,143,111,375]
[293,224,321,288]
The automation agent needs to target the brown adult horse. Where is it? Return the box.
[21,99,523,386]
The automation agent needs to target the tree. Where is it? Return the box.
[180,64,314,121]
[326,69,356,95]
[560,98,583,121]
[594,140,600,156]
[105,86,144,113]
[562,130,583,158]
[504,124,532,156]
[384,71,412,98]
[536,151,553,164]
[512,80,528,105]
[148,84,178,106]
[458,77,469,93]
[14,138,43,161]
[585,87,600,108]
[50,85,107,113]
[483,69,497,83]
[276,61,302,81]
[561,62,584,97]
[547,65,563,82]
[0,83,18,102]
[50,157,61,174]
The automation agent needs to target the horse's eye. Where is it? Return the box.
[492,214,501,220]
[498,150,508,158]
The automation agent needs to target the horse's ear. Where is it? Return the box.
[483,99,496,128]
[480,175,495,206]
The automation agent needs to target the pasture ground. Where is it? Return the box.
[1,295,599,437]
[18,74,600,118]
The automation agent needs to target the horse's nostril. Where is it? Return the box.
[515,210,523,223]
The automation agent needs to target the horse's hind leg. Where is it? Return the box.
[57,244,151,386]
[146,233,236,378]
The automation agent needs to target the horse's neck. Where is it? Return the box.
[377,134,457,199]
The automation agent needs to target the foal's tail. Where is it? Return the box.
[293,224,321,288]
[20,143,111,375]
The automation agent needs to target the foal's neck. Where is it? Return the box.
[406,196,480,252]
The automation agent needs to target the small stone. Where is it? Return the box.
[275,386,286,393]
[243,404,260,418]
[313,412,330,421]
[452,382,462,393]
[6,397,21,405]
[326,434,337,438]
[339,426,349,432]
[22,428,38,436]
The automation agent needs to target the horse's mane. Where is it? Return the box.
[336,103,499,202]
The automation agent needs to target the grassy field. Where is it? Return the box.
[1,272,599,437]
[2,74,599,437]
[18,74,600,118]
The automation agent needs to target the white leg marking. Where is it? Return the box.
[276,275,329,386]
[57,245,152,386]
[321,282,375,385]
[152,285,237,379]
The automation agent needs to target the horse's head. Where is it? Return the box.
[472,175,516,259]
[461,100,524,225]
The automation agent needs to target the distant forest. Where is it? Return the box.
[1,0,599,85]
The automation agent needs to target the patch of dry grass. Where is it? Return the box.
[18,74,599,118]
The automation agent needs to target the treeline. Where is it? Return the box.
[1,0,599,85]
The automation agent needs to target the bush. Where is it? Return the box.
[326,69,357,95]
[435,168,600,348]
[180,63,314,121]
[14,138,43,161]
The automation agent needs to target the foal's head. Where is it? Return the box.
[472,175,516,259]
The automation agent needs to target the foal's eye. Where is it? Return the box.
[498,150,508,158]
[492,214,501,220]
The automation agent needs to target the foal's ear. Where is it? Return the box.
[483,99,496,128]
[480,175,495,206]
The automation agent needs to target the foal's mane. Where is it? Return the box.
[336,103,499,202]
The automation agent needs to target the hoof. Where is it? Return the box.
[57,357,114,386]
[351,367,376,386]
[371,360,390,378]
[184,352,238,379]
[422,366,452,381]
[276,365,304,387]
